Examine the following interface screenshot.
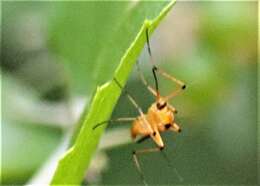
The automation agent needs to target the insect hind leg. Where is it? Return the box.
[132,147,162,185]
[160,149,184,182]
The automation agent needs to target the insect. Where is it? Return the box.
[93,28,186,184]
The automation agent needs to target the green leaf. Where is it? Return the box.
[51,1,176,185]
[49,1,174,96]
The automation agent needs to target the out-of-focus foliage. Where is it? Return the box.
[2,2,68,184]
[1,75,63,184]
[1,1,257,185]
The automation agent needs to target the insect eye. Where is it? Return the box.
[156,102,167,110]
[165,123,171,129]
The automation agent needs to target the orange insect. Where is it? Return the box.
[94,28,186,184]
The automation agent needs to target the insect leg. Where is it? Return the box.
[136,135,150,144]
[157,67,186,89]
[132,147,162,185]
[136,60,157,97]
[152,67,186,101]
[92,117,135,130]
[113,78,142,114]
[133,146,183,183]
[113,77,153,133]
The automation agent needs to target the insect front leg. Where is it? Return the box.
[151,66,186,102]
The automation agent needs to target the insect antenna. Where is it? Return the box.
[145,28,186,102]
[145,28,153,59]
[145,28,160,99]
[93,121,108,130]
[92,117,135,130]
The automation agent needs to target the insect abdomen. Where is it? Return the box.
[131,118,150,139]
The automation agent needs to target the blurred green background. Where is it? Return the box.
[1,1,258,185]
